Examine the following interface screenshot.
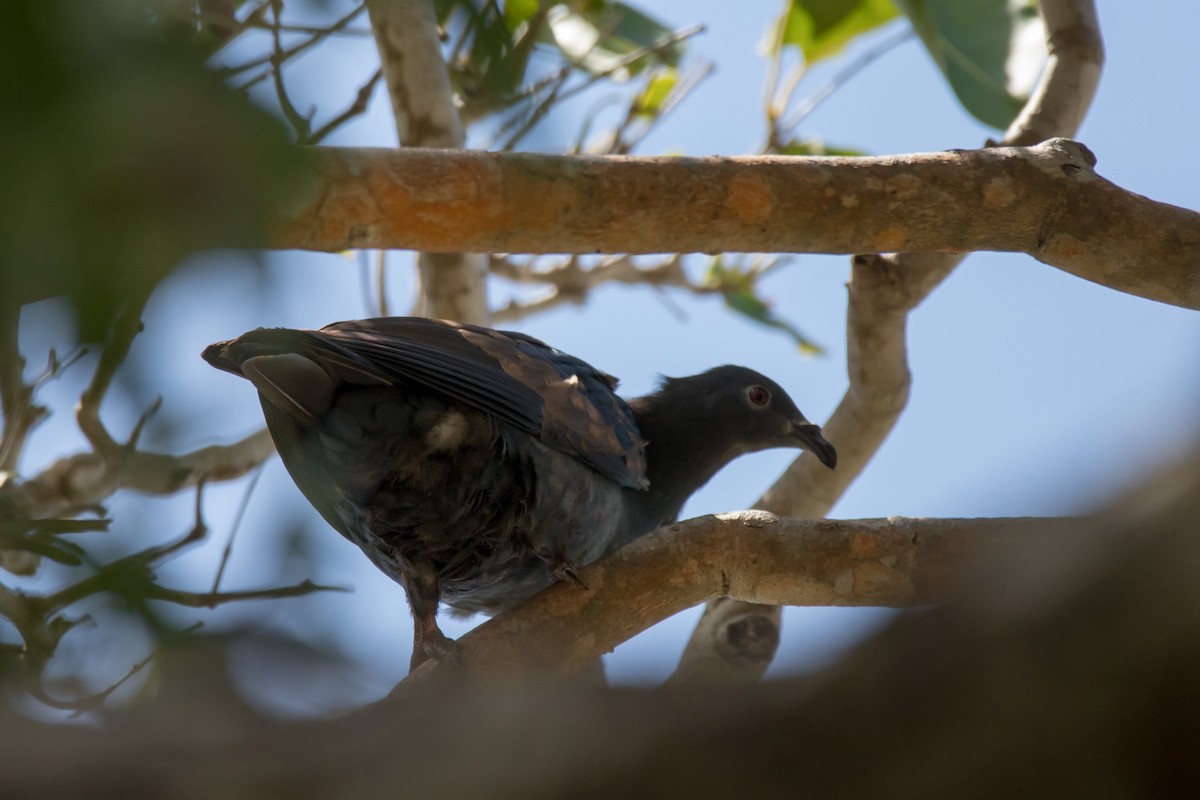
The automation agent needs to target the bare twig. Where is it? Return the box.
[268,0,313,141]
[306,68,384,145]
[210,464,264,593]
[227,2,367,88]
[489,254,698,323]
[773,26,915,144]
[0,308,46,473]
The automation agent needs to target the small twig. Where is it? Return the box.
[126,396,163,450]
[305,68,384,144]
[777,26,913,136]
[269,0,313,140]
[210,465,264,594]
[146,580,346,609]
[609,61,713,154]
[26,621,204,716]
[43,484,210,613]
[226,2,366,85]
[489,254,705,323]
[376,250,391,317]
[497,23,706,151]
[76,290,151,458]
[0,307,45,472]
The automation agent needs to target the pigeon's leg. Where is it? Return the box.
[403,562,459,671]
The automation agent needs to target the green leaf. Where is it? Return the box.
[775,0,901,64]
[632,67,678,116]
[896,0,1045,129]
[547,1,683,77]
[705,259,825,355]
[504,0,540,31]
[779,137,868,157]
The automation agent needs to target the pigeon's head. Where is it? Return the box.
[653,365,837,469]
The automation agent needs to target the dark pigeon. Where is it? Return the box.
[203,317,836,669]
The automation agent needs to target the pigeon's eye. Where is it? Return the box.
[746,385,771,407]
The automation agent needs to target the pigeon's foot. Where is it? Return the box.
[547,556,589,590]
[411,619,462,672]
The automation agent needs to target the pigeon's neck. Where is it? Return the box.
[621,393,741,537]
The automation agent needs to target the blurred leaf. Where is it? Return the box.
[775,0,900,64]
[0,0,307,340]
[504,0,540,31]
[705,259,824,355]
[896,0,1045,129]
[779,137,868,156]
[632,67,678,116]
[548,1,683,77]
[452,0,542,116]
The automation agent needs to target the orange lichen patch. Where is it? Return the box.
[884,173,921,200]
[982,177,1017,208]
[724,171,776,222]
[874,225,908,251]
[850,532,882,559]
[855,561,912,600]
[365,153,507,250]
[1047,233,1086,259]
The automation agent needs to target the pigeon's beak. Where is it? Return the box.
[790,420,837,470]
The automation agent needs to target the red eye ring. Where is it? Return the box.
[747,385,770,407]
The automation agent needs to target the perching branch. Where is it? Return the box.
[394,513,1075,686]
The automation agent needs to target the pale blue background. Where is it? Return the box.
[14,1,1200,714]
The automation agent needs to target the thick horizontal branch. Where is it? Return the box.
[400,513,1075,685]
[273,139,1200,309]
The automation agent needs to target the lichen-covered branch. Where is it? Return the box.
[273,138,1194,310]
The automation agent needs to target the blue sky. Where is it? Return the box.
[15,1,1200,713]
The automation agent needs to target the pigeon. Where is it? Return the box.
[203,317,836,669]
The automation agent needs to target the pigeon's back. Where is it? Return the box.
[203,317,646,617]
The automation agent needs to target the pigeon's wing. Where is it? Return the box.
[206,317,648,489]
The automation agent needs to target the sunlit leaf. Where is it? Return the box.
[775,0,901,64]
[547,1,683,77]
[705,258,825,355]
[504,0,540,31]
[779,137,868,156]
[633,67,678,116]
[896,0,1046,129]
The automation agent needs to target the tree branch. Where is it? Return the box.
[3,450,1198,797]
[392,514,1074,686]
[678,0,1107,680]
[0,428,276,519]
[273,138,1194,309]
[365,0,488,323]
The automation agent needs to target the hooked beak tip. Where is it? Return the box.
[794,422,837,470]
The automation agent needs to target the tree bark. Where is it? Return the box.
[274,140,1197,310]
